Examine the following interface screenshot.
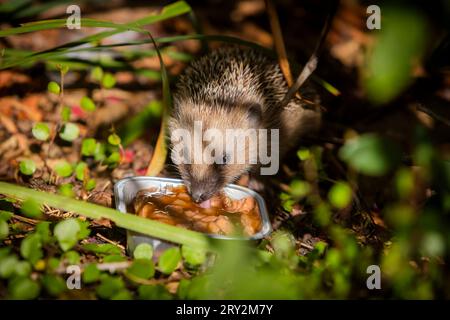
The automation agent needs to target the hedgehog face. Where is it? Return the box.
[169,101,263,202]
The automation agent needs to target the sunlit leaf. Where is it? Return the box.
[19,159,36,176]
[32,122,50,141]
[59,123,79,142]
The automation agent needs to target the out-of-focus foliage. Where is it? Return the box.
[363,7,428,104]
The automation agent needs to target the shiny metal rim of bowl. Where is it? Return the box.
[114,176,272,241]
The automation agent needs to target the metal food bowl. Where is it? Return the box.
[114,176,272,255]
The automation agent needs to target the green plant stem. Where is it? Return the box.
[0,182,210,251]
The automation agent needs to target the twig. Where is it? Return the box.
[264,0,294,87]
[12,214,39,225]
[299,242,314,251]
[96,232,125,251]
[281,0,339,107]
[415,103,450,127]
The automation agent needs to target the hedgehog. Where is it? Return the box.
[169,47,321,205]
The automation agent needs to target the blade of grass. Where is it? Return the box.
[0,18,146,37]
[0,181,210,250]
[1,34,270,69]
[0,0,190,37]
[145,32,171,176]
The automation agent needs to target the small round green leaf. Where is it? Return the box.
[127,259,155,279]
[47,81,60,95]
[339,134,401,176]
[328,181,353,209]
[61,106,71,122]
[54,218,81,251]
[59,123,79,142]
[8,276,40,300]
[32,122,50,141]
[19,159,36,176]
[81,138,96,156]
[80,96,96,112]
[42,274,66,296]
[133,243,153,260]
[102,73,116,89]
[83,264,101,284]
[85,179,96,191]
[54,160,73,177]
[21,199,42,219]
[158,247,181,275]
[108,133,121,146]
[20,233,43,264]
[91,66,104,82]
[181,245,206,267]
[75,162,88,181]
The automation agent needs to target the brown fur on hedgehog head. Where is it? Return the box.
[169,98,263,203]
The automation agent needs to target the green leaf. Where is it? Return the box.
[127,259,155,280]
[102,73,116,89]
[339,134,401,176]
[20,198,42,219]
[54,160,73,177]
[63,250,80,265]
[289,180,310,199]
[81,138,97,156]
[91,66,103,82]
[82,243,122,256]
[85,179,96,191]
[106,151,120,166]
[94,142,106,161]
[20,233,43,264]
[328,181,352,209]
[58,183,74,197]
[83,264,101,283]
[61,106,71,122]
[80,96,96,112]
[19,159,36,176]
[54,218,81,251]
[133,243,153,260]
[103,254,127,263]
[181,245,206,267]
[35,221,51,244]
[15,261,32,277]
[59,123,79,142]
[42,274,66,296]
[297,148,311,161]
[0,220,8,240]
[139,284,172,300]
[32,122,50,141]
[8,276,40,300]
[271,231,295,257]
[47,81,60,94]
[96,275,125,299]
[0,210,13,221]
[107,133,121,146]
[395,167,414,199]
[0,254,19,278]
[158,247,181,274]
[364,8,428,104]
[75,162,88,181]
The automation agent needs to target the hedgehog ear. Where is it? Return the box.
[245,102,262,126]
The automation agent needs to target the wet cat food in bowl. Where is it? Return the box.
[114,177,272,255]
